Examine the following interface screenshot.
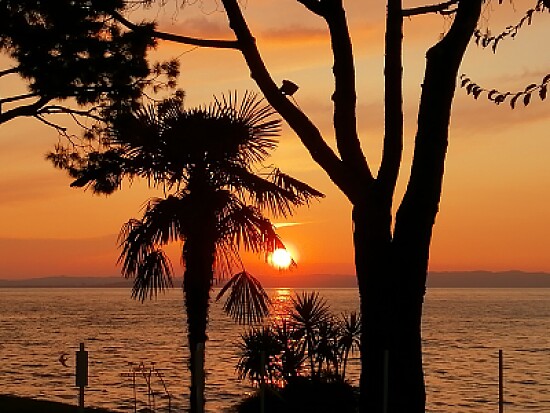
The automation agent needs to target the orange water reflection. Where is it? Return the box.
[269,288,293,324]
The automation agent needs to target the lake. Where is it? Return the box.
[0,288,548,412]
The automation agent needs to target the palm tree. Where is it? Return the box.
[49,92,322,413]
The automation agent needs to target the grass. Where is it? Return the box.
[0,394,116,413]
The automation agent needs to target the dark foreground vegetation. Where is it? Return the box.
[231,377,357,413]
[0,394,115,413]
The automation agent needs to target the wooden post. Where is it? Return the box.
[499,349,504,413]
[75,343,88,413]
[383,350,389,413]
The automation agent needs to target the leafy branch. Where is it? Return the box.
[473,0,548,53]
[459,72,550,108]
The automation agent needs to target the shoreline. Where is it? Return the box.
[0,394,116,413]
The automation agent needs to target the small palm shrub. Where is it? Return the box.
[232,292,360,412]
[236,292,361,385]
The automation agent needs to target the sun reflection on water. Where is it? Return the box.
[268,288,293,324]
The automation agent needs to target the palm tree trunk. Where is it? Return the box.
[183,229,216,413]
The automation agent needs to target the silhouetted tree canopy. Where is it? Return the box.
[0,0,178,130]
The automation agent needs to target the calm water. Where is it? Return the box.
[0,288,548,412]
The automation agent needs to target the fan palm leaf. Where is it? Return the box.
[216,271,270,325]
[218,198,285,254]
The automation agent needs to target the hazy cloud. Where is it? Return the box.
[159,16,232,39]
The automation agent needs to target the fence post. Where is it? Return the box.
[499,349,504,413]
[75,343,88,413]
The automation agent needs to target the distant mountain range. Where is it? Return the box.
[0,271,549,288]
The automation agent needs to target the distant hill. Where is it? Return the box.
[427,270,550,288]
[1,271,549,288]
[0,276,132,288]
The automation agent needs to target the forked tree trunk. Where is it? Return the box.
[216,1,482,412]
[355,2,482,411]
[183,222,216,413]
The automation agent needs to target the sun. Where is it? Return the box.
[269,248,293,269]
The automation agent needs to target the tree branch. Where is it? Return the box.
[0,97,51,125]
[220,0,362,201]
[0,66,20,78]
[378,0,404,206]
[0,92,41,105]
[296,0,326,16]
[37,105,105,125]
[323,0,372,181]
[110,10,240,50]
[395,0,483,242]
[402,0,459,17]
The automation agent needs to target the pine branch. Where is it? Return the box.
[0,92,41,105]
[0,66,20,78]
[0,97,51,124]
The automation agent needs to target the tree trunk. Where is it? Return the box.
[183,223,216,413]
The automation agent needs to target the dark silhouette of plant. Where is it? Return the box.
[237,326,284,386]
[289,292,331,376]
[216,271,271,325]
[237,291,360,388]
[49,92,322,413]
[313,318,341,376]
[271,320,307,381]
[0,0,179,131]
[338,312,362,381]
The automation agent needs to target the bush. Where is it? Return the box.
[231,376,358,413]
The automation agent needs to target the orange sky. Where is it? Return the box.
[1,1,550,279]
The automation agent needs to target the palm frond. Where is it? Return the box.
[212,91,281,164]
[140,195,189,245]
[237,326,283,385]
[117,196,187,289]
[218,199,285,254]
[290,292,331,331]
[268,168,325,204]
[213,243,241,281]
[130,248,174,302]
[117,218,154,278]
[216,271,271,325]
[338,311,362,353]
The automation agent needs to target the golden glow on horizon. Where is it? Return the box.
[1,2,550,278]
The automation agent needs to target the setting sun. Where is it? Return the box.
[269,248,293,269]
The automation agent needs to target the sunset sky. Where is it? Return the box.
[1,1,549,280]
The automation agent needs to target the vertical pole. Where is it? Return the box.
[79,386,85,413]
[499,349,504,413]
[383,350,389,413]
[260,351,266,413]
[76,342,88,413]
